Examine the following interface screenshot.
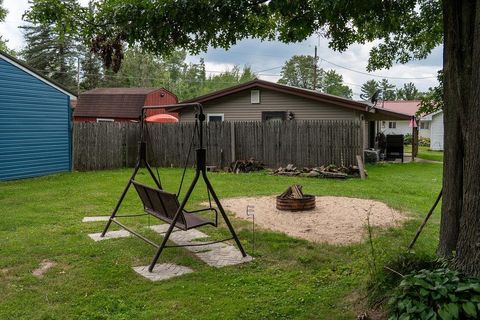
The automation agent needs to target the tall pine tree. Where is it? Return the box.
[21,21,78,91]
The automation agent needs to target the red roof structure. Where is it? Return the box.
[379,100,421,117]
[74,87,178,122]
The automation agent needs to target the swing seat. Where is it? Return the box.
[132,180,217,231]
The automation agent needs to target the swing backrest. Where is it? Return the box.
[132,180,187,227]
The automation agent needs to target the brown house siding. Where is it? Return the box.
[179,88,359,122]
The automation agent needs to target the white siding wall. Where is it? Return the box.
[380,120,411,135]
[430,112,444,150]
[377,120,430,138]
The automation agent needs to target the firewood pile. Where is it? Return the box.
[228,158,265,173]
[279,184,305,199]
[276,184,316,211]
[272,163,366,179]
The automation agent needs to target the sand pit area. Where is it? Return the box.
[221,196,407,245]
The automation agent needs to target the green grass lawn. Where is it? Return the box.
[0,163,442,319]
[405,145,444,162]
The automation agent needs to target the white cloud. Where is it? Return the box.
[1,0,442,99]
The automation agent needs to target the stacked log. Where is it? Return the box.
[273,164,366,179]
[228,159,265,173]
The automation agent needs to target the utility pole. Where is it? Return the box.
[77,57,80,95]
[313,45,318,91]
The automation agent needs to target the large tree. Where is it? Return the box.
[0,0,10,53]
[278,55,352,98]
[322,70,352,98]
[397,82,423,100]
[26,0,480,276]
[21,0,80,91]
[379,78,397,101]
[278,55,316,89]
[360,80,380,100]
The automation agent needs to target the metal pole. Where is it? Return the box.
[101,161,141,237]
[202,169,247,257]
[313,46,318,91]
[148,170,201,272]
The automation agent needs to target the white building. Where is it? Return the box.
[421,110,444,150]
[376,101,430,138]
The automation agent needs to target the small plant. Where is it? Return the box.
[418,137,431,147]
[404,134,413,145]
[388,268,480,319]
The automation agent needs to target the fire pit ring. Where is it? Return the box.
[276,194,316,211]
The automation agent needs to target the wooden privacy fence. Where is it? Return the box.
[73,120,362,171]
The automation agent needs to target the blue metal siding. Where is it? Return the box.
[0,57,71,181]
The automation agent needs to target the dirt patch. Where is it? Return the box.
[32,260,57,277]
[0,268,11,275]
[220,196,406,245]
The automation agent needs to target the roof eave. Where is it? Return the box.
[177,79,369,112]
[0,50,78,100]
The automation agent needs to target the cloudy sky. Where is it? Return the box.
[1,0,442,98]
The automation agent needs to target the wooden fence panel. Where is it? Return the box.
[73,120,362,171]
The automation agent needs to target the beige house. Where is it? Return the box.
[170,79,409,148]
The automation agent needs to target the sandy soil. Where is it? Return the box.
[220,196,407,245]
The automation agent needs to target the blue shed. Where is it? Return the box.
[0,51,77,181]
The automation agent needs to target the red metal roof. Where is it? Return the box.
[379,100,421,117]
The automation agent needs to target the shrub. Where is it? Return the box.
[367,253,439,307]
[404,134,413,145]
[419,137,431,147]
[388,268,480,320]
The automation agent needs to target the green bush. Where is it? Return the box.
[404,134,413,145]
[388,268,480,320]
[367,253,439,306]
[419,137,431,147]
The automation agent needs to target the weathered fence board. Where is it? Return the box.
[73,120,362,171]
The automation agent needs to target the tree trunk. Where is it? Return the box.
[439,0,480,276]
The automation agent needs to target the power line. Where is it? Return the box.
[319,58,437,80]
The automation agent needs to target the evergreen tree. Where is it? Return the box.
[379,78,397,100]
[396,82,423,100]
[0,0,9,52]
[20,22,78,91]
[360,80,380,99]
[80,51,104,91]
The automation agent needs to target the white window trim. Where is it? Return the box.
[207,113,224,122]
[251,90,260,104]
[96,118,115,122]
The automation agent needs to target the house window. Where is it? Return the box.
[97,118,114,122]
[262,111,286,122]
[207,113,224,122]
[420,121,430,129]
[251,90,260,104]
[382,121,386,128]
[388,121,396,129]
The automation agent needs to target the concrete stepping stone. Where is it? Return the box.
[149,225,252,268]
[148,224,180,234]
[133,263,193,281]
[196,246,253,268]
[88,230,130,241]
[82,216,110,222]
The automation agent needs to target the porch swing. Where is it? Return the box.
[100,103,246,272]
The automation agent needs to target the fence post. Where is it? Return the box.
[230,122,236,162]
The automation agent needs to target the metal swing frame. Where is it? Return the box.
[100,102,247,272]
